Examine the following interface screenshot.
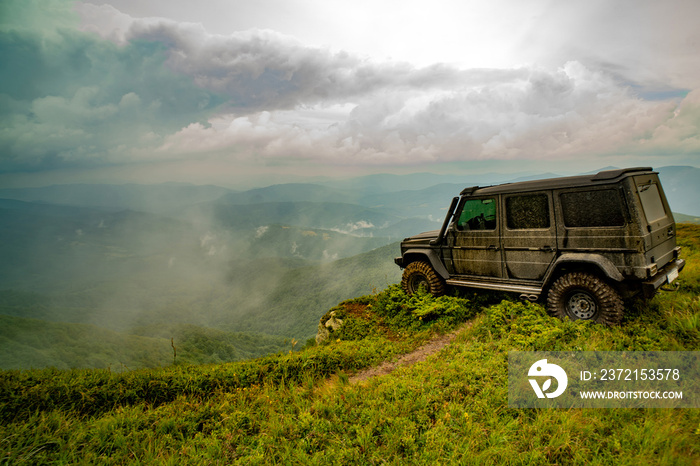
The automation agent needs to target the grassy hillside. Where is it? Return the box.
[676,214,700,224]
[1,225,698,464]
[0,315,172,370]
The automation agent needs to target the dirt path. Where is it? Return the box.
[349,321,473,384]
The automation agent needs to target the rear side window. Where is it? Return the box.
[637,182,667,223]
[560,189,625,227]
[506,194,550,229]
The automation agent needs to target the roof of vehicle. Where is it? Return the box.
[461,167,655,197]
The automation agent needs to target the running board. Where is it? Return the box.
[446,278,542,299]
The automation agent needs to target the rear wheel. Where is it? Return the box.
[546,272,623,325]
[401,261,446,297]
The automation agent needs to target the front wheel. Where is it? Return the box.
[546,272,623,325]
[401,261,446,297]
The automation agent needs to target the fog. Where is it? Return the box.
[0,180,412,370]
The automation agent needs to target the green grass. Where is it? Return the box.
[2,225,700,464]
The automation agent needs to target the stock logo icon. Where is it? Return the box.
[528,359,568,399]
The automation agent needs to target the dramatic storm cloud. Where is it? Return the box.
[1,0,698,186]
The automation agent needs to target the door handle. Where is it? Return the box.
[487,245,499,251]
[541,245,555,252]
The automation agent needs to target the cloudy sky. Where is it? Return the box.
[1,0,699,188]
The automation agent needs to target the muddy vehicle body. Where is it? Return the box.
[395,167,685,324]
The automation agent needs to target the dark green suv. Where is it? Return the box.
[394,167,685,325]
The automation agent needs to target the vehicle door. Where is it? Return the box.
[633,174,677,268]
[450,196,503,278]
[501,192,557,281]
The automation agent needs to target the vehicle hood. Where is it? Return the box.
[401,229,440,246]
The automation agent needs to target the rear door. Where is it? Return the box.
[501,191,557,281]
[633,174,676,268]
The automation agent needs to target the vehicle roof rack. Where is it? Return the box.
[460,186,480,196]
[591,167,653,180]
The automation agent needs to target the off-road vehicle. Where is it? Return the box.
[394,167,685,325]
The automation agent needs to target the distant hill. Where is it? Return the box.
[675,213,700,224]
[0,183,231,214]
[658,166,700,217]
[315,171,514,192]
[219,183,355,205]
[214,166,700,219]
[1,165,696,217]
[356,183,465,218]
[197,200,402,233]
[0,315,289,370]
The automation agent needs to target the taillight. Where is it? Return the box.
[647,263,658,278]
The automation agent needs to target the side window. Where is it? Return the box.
[506,194,550,229]
[560,189,625,227]
[457,198,497,230]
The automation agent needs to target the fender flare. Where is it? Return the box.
[401,249,450,280]
[544,253,624,285]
